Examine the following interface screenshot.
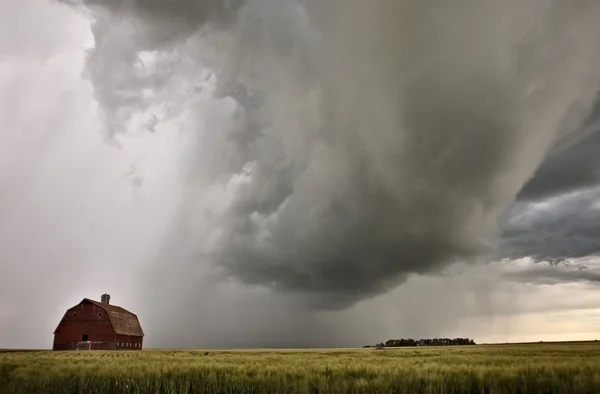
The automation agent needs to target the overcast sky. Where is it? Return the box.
[2,0,600,349]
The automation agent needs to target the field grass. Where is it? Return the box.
[2,342,600,393]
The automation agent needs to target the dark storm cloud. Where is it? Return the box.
[517,126,600,201]
[498,188,600,268]
[60,0,243,31]
[504,92,600,281]
[62,0,600,310]
[517,93,600,201]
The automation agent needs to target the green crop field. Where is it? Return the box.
[2,342,600,393]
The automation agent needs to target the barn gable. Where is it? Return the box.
[85,299,144,337]
[53,298,144,337]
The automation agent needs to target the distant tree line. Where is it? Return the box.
[364,338,476,348]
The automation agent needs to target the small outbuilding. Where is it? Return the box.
[52,294,144,351]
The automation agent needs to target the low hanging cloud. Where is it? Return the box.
[504,262,600,286]
[60,0,600,310]
[517,126,600,201]
[499,188,600,265]
[507,103,600,279]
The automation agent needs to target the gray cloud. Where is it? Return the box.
[60,0,600,311]
[56,0,245,138]
[516,92,600,202]
[504,262,600,286]
[498,189,600,266]
[503,100,600,279]
[62,0,244,27]
[517,126,600,201]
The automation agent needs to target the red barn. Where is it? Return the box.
[52,294,144,351]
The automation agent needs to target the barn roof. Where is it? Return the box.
[84,299,145,337]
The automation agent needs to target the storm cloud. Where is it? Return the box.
[59,0,600,310]
[505,100,600,280]
[498,188,600,265]
[517,126,600,201]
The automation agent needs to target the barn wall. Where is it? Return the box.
[115,334,143,350]
[53,301,116,350]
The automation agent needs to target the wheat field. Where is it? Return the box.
[2,342,600,393]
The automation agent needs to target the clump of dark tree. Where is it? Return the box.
[364,338,476,348]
